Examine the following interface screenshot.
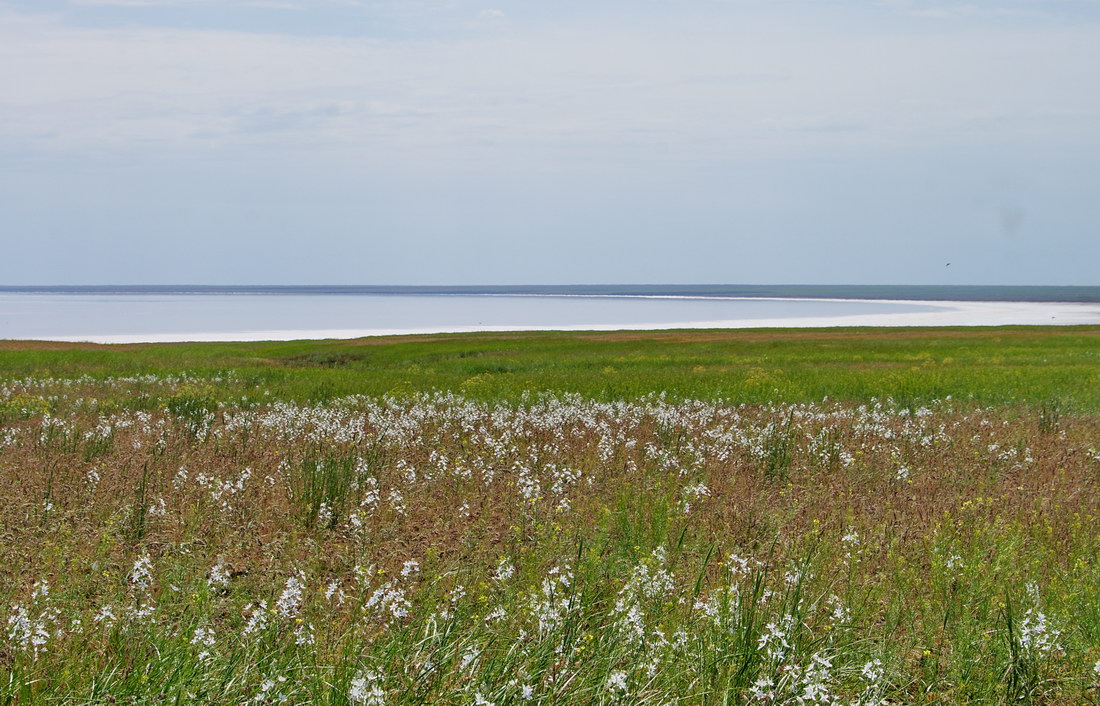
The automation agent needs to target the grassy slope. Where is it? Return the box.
[3,327,1100,703]
[2,326,1099,407]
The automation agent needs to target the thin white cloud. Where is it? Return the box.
[68,0,215,6]
[2,3,1099,165]
[876,0,1093,20]
[67,0,366,5]
[240,1,304,9]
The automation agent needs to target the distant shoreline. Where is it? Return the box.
[10,297,1098,344]
[2,284,1100,303]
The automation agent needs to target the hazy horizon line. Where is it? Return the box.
[3,284,1100,303]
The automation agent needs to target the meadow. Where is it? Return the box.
[2,326,1100,704]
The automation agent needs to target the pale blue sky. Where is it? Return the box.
[2,0,1098,285]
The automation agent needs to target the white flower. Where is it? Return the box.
[366,582,411,621]
[493,558,515,582]
[348,670,386,706]
[681,482,710,514]
[606,670,628,693]
[294,621,315,646]
[827,594,850,623]
[94,604,117,625]
[207,561,230,590]
[460,648,480,671]
[757,615,795,661]
[725,554,753,578]
[191,625,216,660]
[242,601,269,635]
[129,603,156,624]
[841,529,861,559]
[325,581,346,604]
[748,675,775,701]
[6,604,52,654]
[254,676,287,702]
[793,652,834,704]
[1018,607,1061,655]
[861,658,884,684]
[316,502,333,527]
[148,498,168,518]
[276,573,306,617]
[401,560,420,578]
[129,554,154,591]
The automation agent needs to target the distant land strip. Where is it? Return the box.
[2,284,1100,302]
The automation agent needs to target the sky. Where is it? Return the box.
[1,0,1098,286]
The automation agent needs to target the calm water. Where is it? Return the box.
[0,293,949,341]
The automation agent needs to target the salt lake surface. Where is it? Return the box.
[1,292,1099,343]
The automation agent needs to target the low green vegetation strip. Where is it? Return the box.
[2,327,1100,704]
[2,326,1099,409]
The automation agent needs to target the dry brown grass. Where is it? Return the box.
[4,388,1100,702]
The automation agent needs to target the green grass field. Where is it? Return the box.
[2,327,1100,704]
[3,326,1099,408]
